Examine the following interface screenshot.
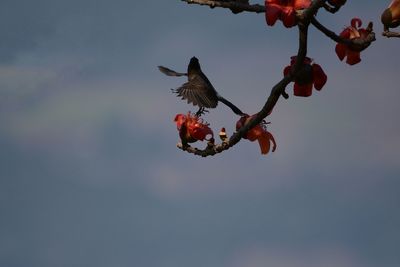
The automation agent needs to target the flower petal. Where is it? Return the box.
[191,125,213,141]
[345,49,361,65]
[258,130,277,154]
[174,114,186,129]
[247,125,264,142]
[282,8,297,28]
[335,43,347,61]
[265,3,282,26]
[257,135,271,154]
[312,63,328,91]
[339,28,351,39]
[266,131,277,152]
[390,0,400,21]
[351,17,362,28]
[294,82,313,97]
[283,65,291,76]
[294,0,312,9]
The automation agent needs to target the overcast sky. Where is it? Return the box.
[1,1,399,267]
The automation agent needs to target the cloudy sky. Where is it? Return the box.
[1,1,399,266]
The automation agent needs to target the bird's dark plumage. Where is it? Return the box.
[158,57,244,116]
[174,75,218,108]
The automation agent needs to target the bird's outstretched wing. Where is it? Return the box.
[173,75,218,109]
[158,66,187,77]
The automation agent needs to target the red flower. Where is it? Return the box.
[381,0,400,30]
[327,0,346,7]
[335,18,370,65]
[284,56,327,97]
[236,114,277,155]
[265,0,311,28]
[174,113,213,144]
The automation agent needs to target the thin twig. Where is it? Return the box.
[382,30,400,38]
[181,0,265,13]
[311,17,376,50]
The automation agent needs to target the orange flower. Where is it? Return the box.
[236,114,277,155]
[335,18,370,65]
[174,113,213,144]
[265,0,311,28]
[284,56,327,97]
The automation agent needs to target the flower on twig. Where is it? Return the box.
[174,113,213,145]
[236,114,276,155]
[265,0,311,28]
[284,56,327,97]
[335,18,370,65]
[381,0,400,31]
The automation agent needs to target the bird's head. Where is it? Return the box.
[188,56,201,70]
[190,56,199,63]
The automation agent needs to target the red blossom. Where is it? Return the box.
[284,56,327,97]
[388,0,400,21]
[236,114,276,155]
[265,0,311,28]
[335,18,370,65]
[174,113,213,144]
[381,0,400,30]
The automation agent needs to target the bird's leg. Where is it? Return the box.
[195,107,208,117]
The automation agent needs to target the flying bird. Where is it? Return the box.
[158,57,244,116]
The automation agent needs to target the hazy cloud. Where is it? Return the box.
[1,1,399,267]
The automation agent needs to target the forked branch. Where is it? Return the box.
[174,0,376,157]
[177,1,321,157]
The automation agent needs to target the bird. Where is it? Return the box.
[158,57,244,117]
[381,0,400,31]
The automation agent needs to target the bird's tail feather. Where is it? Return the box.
[217,95,245,116]
[158,66,187,77]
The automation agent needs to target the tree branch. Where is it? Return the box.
[382,30,400,38]
[177,75,293,156]
[180,0,265,13]
[311,17,376,50]
[175,0,376,157]
[177,5,316,157]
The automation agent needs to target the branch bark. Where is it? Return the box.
[181,0,265,13]
[382,30,400,38]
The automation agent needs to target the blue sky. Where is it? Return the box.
[1,1,399,267]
